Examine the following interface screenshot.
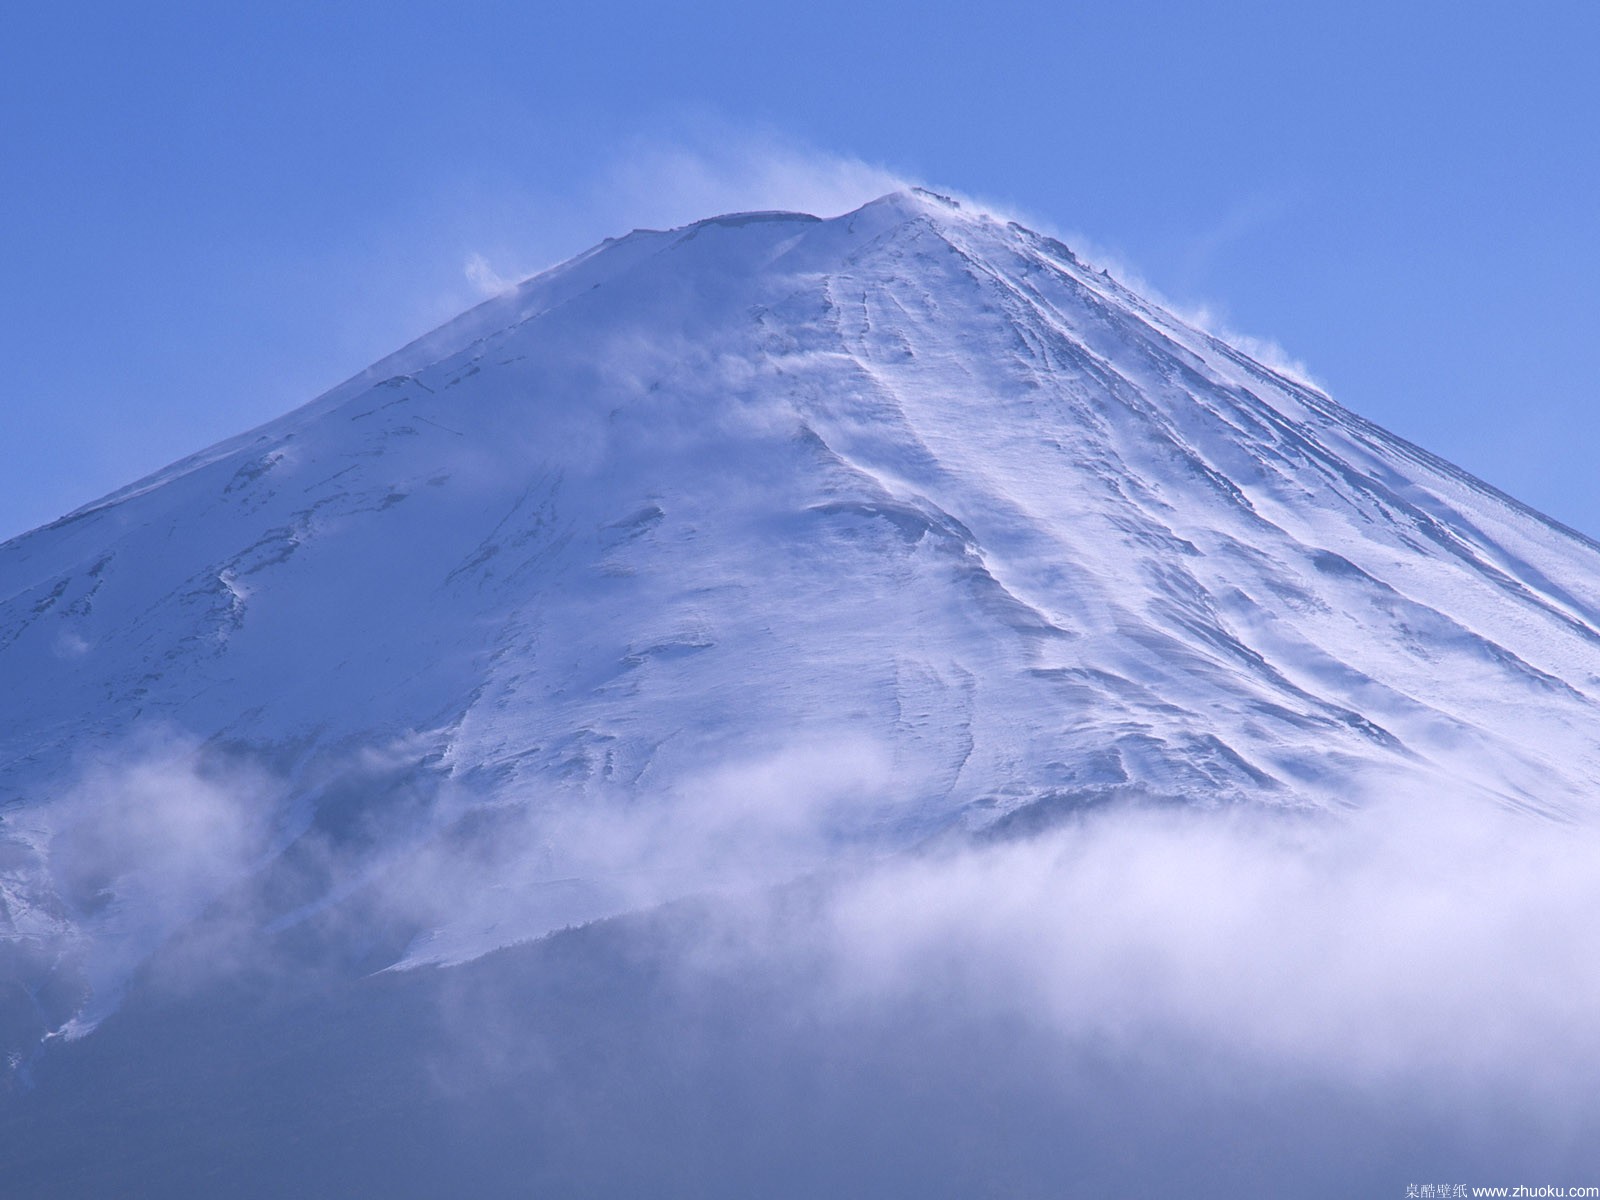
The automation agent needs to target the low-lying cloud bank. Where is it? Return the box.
[801,797,1600,1096]
[410,765,1600,1178]
[402,788,1600,1192]
[33,731,283,1037]
[37,729,1600,1099]
[16,728,1600,1186]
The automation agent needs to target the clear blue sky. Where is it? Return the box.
[5,1,1598,542]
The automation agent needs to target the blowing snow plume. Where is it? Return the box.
[4,189,1600,1194]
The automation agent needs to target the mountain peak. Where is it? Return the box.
[857,185,966,218]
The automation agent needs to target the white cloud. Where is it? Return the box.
[41,730,283,1037]
[387,736,904,967]
[800,796,1600,1098]
[406,781,1600,1182]
[26,719,1600,1178]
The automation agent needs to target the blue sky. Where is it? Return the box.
[4,1,1598,542]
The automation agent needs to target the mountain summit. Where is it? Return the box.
[6,187,1600,1040]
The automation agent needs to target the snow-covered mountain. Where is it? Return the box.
[6,187,1600,1057]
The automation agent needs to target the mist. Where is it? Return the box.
[400,778,1600,1190]
[10,725,1600,1194]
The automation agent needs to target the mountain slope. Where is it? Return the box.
[5,189,1600,1041]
